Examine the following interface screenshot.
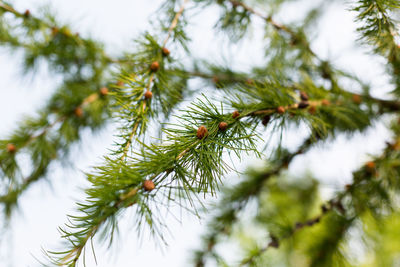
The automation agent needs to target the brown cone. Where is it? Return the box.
[6,143,16,153]
[74,107,83,118]
[150,61,160,72]
[162,47,170,56]
[100,87,109,96]
[143,180,155,191]
[144,91,153,99]
[218,122,228,131]
[276,106,285,114]
[197,126,208,139]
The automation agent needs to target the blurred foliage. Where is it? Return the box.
[0,0,400,266]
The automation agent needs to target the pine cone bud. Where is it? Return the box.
[218,122,228,131]
[143,180,155,191]
[232,110,240,119]
[300,91,309,101]
[6,143,16,153]
[99,87,109,96]
[352,94,362,104]
[51,27,59,36]
[116,80,124,87]
[197,125,208,139]
[74,107,83,118]
[162,47,170,56]
[144,90,153,99]
[308,104,317,115]
[366,161,375,172]
[24,9,31,17]
[262,115,271,126]
[321,99,330,106]
[298,101,309,109]
[150,61,160,72]
[276,106,285,114]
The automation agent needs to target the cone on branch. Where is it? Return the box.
[74,107,83,118]
[197,126,208,139]
[143,180,155,191]
[6,143,16,153]
[276,106,285,114]
[262,115,271,126]
[298,101,309,109]
[99,87,109,96]
[308,104,317,114]
[366,161,376,172]
[321,99,331,106]
[352,94,362,104]
[162,47,170,56]
[150,61,160,72]
[144,91,153,99]
[232,110,240,119]
[218,122,228,131]
[300,91,309,101]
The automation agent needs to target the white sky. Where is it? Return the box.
[0,0,394,266]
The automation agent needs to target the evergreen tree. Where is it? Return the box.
[1,0,400,266]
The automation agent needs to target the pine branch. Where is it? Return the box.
[0,1,116,64]
[193,135,317,267]
[228,125,400,266]
[0,89,110,216]
[47,2,192,265]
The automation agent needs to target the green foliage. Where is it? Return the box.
[1,0,400,266]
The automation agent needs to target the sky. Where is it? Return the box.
[0,0,394,266]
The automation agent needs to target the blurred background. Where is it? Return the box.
[0,0,393,266]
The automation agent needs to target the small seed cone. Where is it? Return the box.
[74,107,83,118]
[298,101,309,109]
[6,143,16,153]
[218,122,228,131]
[276,106,285,114]
[100,87,109,96]
[352,94,362,104]
[321,99,330,106]
[150,61,160,72]
[232,110,240,119]
[262,115,271,126]
[366,161,375,172]
[162,47,170,56]
[144,91,153,99]
[197,125,208,139]
[300,91,309,101]
[143,180,155,191]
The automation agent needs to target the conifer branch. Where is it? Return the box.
[0,1,116,64]
[120,0,189,159]
[0,89,109,216]
[121,73,154,161]
[194,135,317,266]
[48,2,193,265]
[1,0,400,265]
[162,0,189,47]
[227,0,317,57]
